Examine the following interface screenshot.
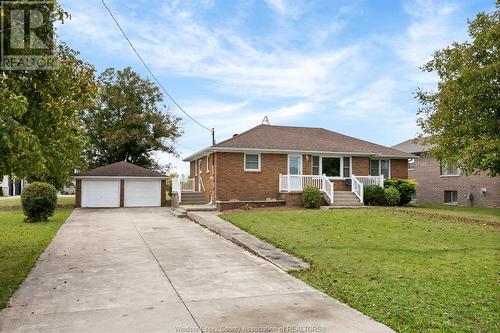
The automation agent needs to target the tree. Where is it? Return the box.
[82,67,182,170]
[416,3,500,176]
[1,1,97,188]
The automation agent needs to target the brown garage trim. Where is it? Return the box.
[75,179,81,208]
[161,180,167,207]
[120,179,125,207]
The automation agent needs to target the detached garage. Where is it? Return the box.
[73,161,167,208]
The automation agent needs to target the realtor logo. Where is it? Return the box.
[1,1,57,70]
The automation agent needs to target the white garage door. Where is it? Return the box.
[124,180,161,207]
[82,180,120,208]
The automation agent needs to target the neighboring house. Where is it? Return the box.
[177,124,413,208]
[392,139,500,208]
[73,161,167,208]
[1,175,27,196]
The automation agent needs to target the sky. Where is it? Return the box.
[57,0,494,175]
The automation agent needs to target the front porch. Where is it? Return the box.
[172,174,385,209]
[279,174,384,206]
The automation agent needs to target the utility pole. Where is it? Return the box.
[211,128,216,146]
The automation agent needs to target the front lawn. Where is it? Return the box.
[404,204,500,224]
[0,209,72,309]
[222,209,500,333]
[0,196,75,210]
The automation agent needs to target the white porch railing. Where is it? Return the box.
[354,175,384,187]
[279,174,334,204]
[351,175,363,203]
[172,177,181,203]
[351,175,385,203]
[181,178,195,191]
[199,176,205,193]
[172,177,196,203]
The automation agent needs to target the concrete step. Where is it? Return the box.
[331,202,363,206]
[181,193,205,198]
[171,208,187,218]
[180,200,206,205]
[334,192,358,196]
[180,205,217,212]
[330,191,364,206]
[321,205,369,209]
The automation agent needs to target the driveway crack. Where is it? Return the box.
[125,211,203,331]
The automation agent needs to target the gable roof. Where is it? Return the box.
[74,161,167,178]
[392,138,432,154]
[184,125,413,161]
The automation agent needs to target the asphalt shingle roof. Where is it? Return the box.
[211,125,411,157]
[75,161,167,178]
[392,138,432,154]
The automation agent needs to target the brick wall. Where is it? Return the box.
[198,153,410,202]
[216,200,285,211]
[189,155,215,204]
[303,155,312,174]
[410,154,500,208]
[390,159,408,179]
[215,152,287,201]
[75,179,81,207]
[352,157,370,176]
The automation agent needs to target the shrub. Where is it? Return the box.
[21,182,57,222]
[384,178,416,205]
[302,186,322,208]
[241,203,254,210]
[363,185,385,206]
[384,187,401,206]
[166,177,173,199]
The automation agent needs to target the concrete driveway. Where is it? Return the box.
[0,208,394,333]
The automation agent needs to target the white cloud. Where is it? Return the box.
[57,0,475,172]
[396,0,465,70]
[264,0,305,18]
[59,0,365,101]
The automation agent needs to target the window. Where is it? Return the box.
[370,160,379,176]
[288,155,302,175]
[312,156,320,175]
[312,156,350,178]
[343,157,351,178]
[380,160,390,179]
[244,154,260,171]
[322,157,340,177]
[444,190,458,204]
[370,159,390,178]
[408,158,415,170]
[440,163,460,176]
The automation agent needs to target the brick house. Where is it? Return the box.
[392,139,500,208]
[174,124,412,209]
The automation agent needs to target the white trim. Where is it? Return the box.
[244,153,261,172]
[206,155,210,173]
[198,159,203,174]
[182,147,414,161]
[370,158,391,178]
[287,154,302,175]
[72,176,167,179]
[319,156,342,178]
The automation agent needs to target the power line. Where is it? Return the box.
[176,142,197,152]
[101,0,214,136]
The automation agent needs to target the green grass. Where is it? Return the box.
[0,196,75,210]
[0,209,72,309]
[404,204,500,224]
[222,209,500,333]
